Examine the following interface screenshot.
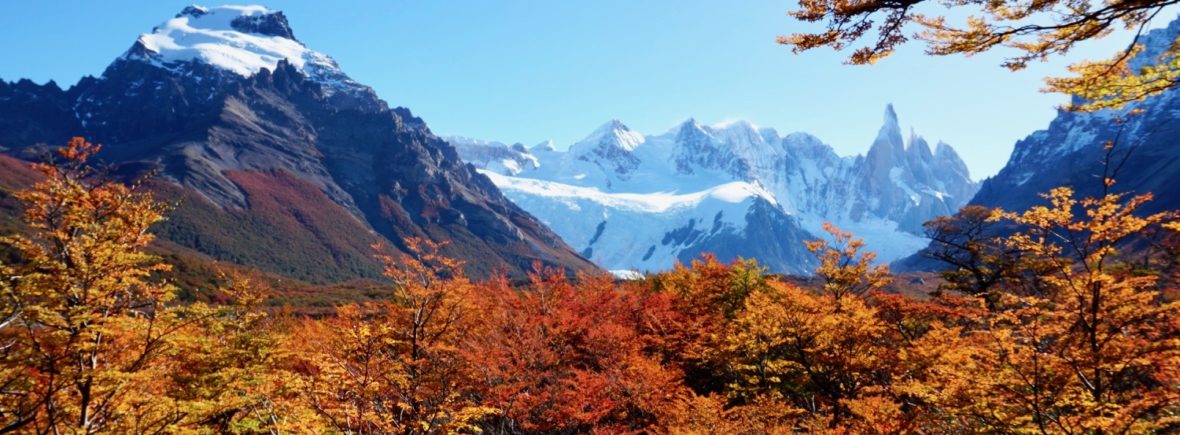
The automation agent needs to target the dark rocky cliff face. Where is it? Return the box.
[970,105,1180,216]
[896,105,1180,272]
[0,58,597,280]
[971,17,1180,216]
[0,79,81,154]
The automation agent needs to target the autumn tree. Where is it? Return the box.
[284,238,491,433]
[661,392,801,434]
[780,0,1180,110]
[0,138,184,432]
[646,254,773,395]
[805,222,891,303]
[924,205,1011,296]
[654,254,770,320]
[465,267,684,433]
[0,138,284,433]
[700,227,912,430]
[720,280,901,428]
[0,260,35,431]
[1159,220,1180,287]
[911,186,1180,432]
[924,205,1058,305]
[162,272,286,432]
[0,140,285,433]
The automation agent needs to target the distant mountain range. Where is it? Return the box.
[0,5,597,282]
[451,105,979,275]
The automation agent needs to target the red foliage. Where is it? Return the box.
[464,267,686,432]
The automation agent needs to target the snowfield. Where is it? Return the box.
[482,171,777,216]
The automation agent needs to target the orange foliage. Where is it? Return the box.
[1,139,1178,433]
[278,237,491,433]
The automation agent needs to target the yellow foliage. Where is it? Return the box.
[721,280,897,427]
[280,237,492,433]
[806,222,891,303]
[912,186,1180,433]
[0,139,284,433]
[0,137,178,432]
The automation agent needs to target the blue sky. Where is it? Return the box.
[0,1,1163,177]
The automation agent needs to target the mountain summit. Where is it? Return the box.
[0,5,597,281]
[125,6,305,76]
[121,5,366,95]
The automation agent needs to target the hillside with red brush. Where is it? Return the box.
[1,155,389,304]
[154,170,388,283]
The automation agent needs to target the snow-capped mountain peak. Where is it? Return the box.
[566,120,645,178]
[119,4,368,99]
[906,131,934,161]
[672,117,702,132]
[669,118,745,176]
[574,119,644,152]
[781,131,826,150]
[934,141,963,165]
[445,136,541,176]
[711,119,770,151]
[126,5,311,76]
[759,127,783,145]
[933,141,971,181]
[566,120,642,158]
[1,5,600,278]
[177,5,294,38]
[710,119,759,133]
